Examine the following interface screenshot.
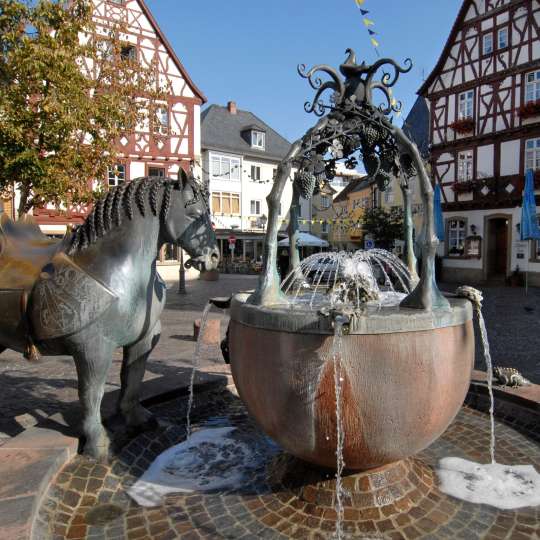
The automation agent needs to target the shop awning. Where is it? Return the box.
[278,232,329,248]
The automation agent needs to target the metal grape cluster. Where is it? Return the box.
[293,49,417,199]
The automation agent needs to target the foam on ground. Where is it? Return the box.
[436,457,540,510]
[127,427,256,507]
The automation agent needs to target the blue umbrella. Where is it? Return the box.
[433,183,445,242]
[520,169,540,294]
[520,169,540,241]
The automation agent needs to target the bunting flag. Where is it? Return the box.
[353,1,405,116]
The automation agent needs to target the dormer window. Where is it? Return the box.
[251,130,265,149]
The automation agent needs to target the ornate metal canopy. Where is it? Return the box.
[251,50,449,312]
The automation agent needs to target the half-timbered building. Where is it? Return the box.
[32,0,205,275]
[420,0,540,284]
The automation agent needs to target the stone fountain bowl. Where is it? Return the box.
[228,293,474,470]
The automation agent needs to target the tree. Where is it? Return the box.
[0,0,164,214]
[361,206,404,250]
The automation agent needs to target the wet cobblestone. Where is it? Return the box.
[35,386,540,539]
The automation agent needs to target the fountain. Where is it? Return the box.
[33,51,540,540]
[228,50,474,474]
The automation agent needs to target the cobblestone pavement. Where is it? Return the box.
[440,283,540,385]
[35,386,540,539]
[0,275,258,442]
[0,276,538,444]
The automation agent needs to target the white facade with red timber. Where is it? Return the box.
[33,0,205,241]
[420,0,540,284]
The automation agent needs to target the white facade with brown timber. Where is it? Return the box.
[33,0,205,235]
[420,0,540,284]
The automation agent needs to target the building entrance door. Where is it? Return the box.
[486,218,508,279]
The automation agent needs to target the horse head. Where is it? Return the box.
[162,169,219,272]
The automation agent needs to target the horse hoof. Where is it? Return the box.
[124,406,158,431]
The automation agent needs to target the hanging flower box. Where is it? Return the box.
[517,100,540,119]
[449,118,475,134]
[452,180,475,193]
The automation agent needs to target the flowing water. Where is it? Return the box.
[436,293,540,510]
[185,302,212,439]
[280,249,412,311]
[476,306,496,464]
[331,318,346,540]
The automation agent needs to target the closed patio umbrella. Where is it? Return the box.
[434,183,445,242]
[520,169,540,294]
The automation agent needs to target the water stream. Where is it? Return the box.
[436,289,540,509]
[185,301,212,439]
[331,317,346,540]
[476,306,496,464]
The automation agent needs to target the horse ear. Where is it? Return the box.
[178,168,189,190]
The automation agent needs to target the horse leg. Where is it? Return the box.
[73,343,114,461]
[118,321,161,429]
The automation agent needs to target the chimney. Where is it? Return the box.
[227,101,237,114]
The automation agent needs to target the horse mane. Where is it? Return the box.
[67,176,176,255]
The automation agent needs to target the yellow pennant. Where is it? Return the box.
[355,0,365,5]
[370,37,379,47]
[363,18,375,27]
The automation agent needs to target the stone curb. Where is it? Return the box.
[0,368,232,540]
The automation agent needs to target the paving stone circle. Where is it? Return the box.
[34,387,540,539]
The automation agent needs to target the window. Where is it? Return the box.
[272,168,277,180]
[109,0,125,4]
[250,200,262,215]
[250,165,261,182]
[108,164,125,186]
[525,138,540,171]
[278,203,282,216]
[321,221,329,233]
[154,107,169,135]
[483,33,493,55]
[525,71,540,104]
[458,90,474,119]
[251,131,265,149]
[149,167,165,177]
[163,243,178,261]
[447,219,467,257]
[457,150,474,182]
[210,155,240,180]
[120,44,136,61]
[384,184,394,204]
[498,27,508,49]
[321,195,330,209]
[211,192,240,214]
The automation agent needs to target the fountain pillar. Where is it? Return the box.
[401,183,419,284]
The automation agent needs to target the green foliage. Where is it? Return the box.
[0,0,164,214]
[361,206,404,249]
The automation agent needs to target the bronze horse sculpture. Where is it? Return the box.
[0,172,219,459]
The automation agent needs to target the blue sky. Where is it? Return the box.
[147,0,462,142]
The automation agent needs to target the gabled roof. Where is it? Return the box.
[138,0,206,104]
[417,0,469,96]
[201,105,292,161]
[333,175,368,203]
[402,96,430,157]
